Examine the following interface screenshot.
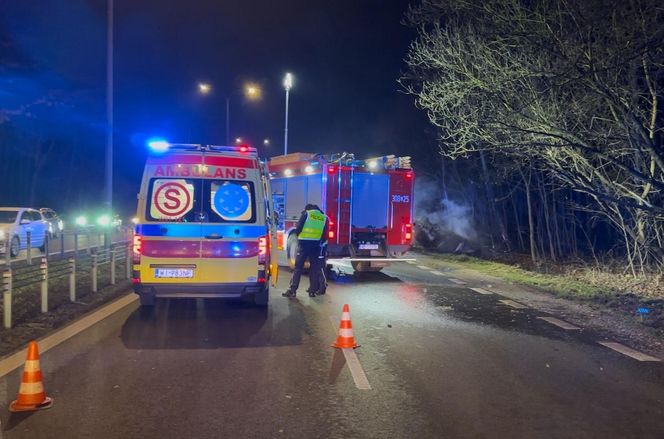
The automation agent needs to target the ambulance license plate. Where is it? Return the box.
[155,268,194,278]
[358,243,380,250]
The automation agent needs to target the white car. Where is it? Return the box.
[0,208,49,257]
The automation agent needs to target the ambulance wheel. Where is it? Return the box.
[287,234,298,270]
[254,286,269,307]
[139,293,155,307]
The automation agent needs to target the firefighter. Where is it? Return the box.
[282,203,329,298]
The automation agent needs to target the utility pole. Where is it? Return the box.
[105,0,114,213]
[283,73,293,155]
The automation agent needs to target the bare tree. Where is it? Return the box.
[403,0,664,273]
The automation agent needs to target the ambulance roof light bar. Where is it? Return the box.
[146,140,257,155]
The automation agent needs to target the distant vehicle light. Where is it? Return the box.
[367,160,378,170]
[284,169,293,177]
[328,166,336,174]
[147,138,170,152]
[405,172,413,179]
[305,165,314,173]
[75,216,87,227]
[97,215,111,227]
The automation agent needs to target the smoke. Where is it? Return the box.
[414,178,478,252]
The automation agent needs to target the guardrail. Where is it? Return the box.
[1,228,132,329]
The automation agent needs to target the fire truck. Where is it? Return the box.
[268,152,414,272]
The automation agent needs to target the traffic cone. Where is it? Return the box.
[9,341,53,412]
[332,304,359,349]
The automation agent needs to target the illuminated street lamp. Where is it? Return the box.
[198,82,212,95]
[244,83,262,100]
[283,72,293,155]
[263,138,270,146]
[235,137,243,144]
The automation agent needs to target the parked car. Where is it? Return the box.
[0,207,49,257]
[39,208,64,238]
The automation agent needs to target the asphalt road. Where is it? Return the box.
[1,262,663,438]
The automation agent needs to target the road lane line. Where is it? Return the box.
[342,348,371,390]
[405,261,416,265]
[470,287,494,295]
[430,270,445,276]
[498,299,528,309]
[597,342,661,362]
[416,265,431,271]
[0,292,137,378]
[537,316,581,330]
[329,316,372,390]
[448,278,467,285]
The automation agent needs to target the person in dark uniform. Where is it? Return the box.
[282,204,329,298]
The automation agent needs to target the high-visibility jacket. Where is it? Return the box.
[298,209,327,241]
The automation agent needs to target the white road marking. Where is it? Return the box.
[416,265,431,271]
[470,287,494,295]
[597,342,661,362]
[537,316,581,330]
[448,278,467,285]
[329,316,371,390]
[498,299,528,309]
[430,270,445,276]
[405,260,416,265]
[342,348,372,390]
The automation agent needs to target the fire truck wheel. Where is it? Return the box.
[287,234,298,270]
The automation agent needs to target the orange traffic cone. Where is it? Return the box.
[332,304,359,349]
[9,341,53,412]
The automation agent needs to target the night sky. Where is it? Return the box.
[1,0,435,213]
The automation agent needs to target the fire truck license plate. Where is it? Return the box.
[358,243,380,250]
[155,268,194,278]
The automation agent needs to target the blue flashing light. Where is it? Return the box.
[147,138,170,152]
[637,307,650,314]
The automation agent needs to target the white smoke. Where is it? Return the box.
[415,178,477,250]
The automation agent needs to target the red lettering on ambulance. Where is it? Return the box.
[226,168,236,178]
[154,166,164,176]
[237,169,247,179]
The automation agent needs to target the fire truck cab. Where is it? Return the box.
[268,152,414,272]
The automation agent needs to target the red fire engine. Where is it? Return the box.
[268,152,414,272]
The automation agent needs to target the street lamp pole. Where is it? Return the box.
[283,73,293,156]
[226,96,230,145]
[105,0,114,213]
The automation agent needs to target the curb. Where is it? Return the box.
[0,293,138,378]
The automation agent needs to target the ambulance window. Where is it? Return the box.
[147,178,198,222]
[207,180,256,223]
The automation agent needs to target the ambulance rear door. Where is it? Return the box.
[196,153,265,284]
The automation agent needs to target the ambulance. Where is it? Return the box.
[268,152,414,272]
[132,142,277,307]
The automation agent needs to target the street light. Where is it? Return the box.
[235,137,243,144]
[244,83,262,100]
[283,72,293,155]
[198,82,212,95]
[263,138,270,146]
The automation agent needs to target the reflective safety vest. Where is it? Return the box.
[299,209,326,240]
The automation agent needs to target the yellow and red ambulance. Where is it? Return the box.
[132,142,277,307]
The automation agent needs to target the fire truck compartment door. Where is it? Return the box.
[351,173,389,229]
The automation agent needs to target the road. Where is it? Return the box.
[1,261,663,438]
